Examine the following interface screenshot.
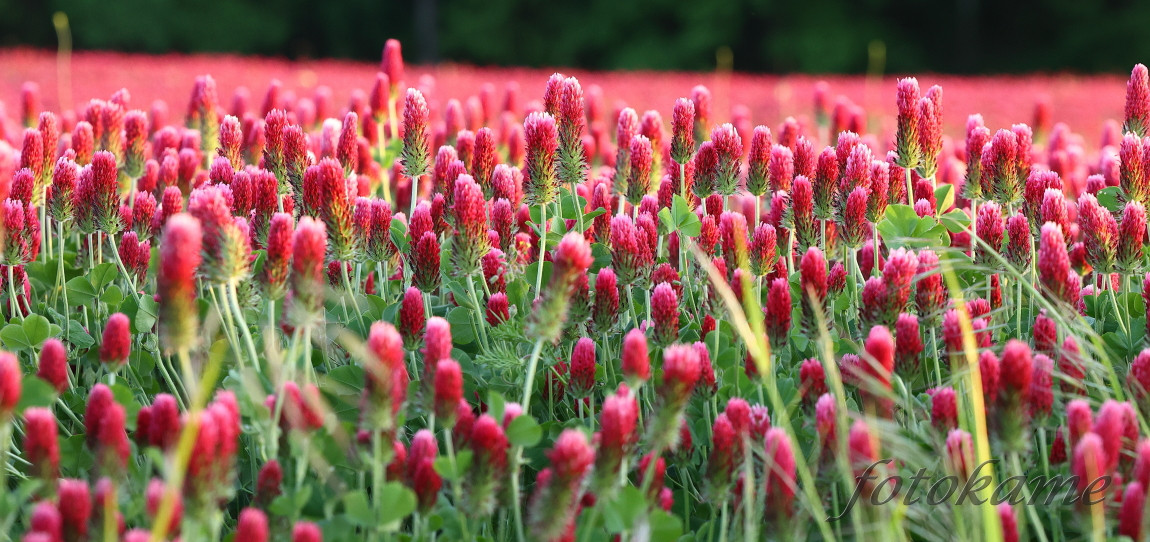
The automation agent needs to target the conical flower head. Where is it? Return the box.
[894,78,921,169]
[158,214,201,352]
[400,88,431,180]
[1078,193,1118,272]
[711,123,743,195]
[527,233,592,344]
[1126,64,1150,137]
[1119,201,1147,271]
[524,112,559,206]
[463,414,509,517]
[983,129,1020,205]
[975,202,1004,265]
[651,283,680,345]
[554,76,587,187]
[449,174,490,276]
[592,268,619,334]
[649,345,700,450]
[625,135,653,204]
[671,98,695,165]
[1038,222,1073,304]
[290,217,327,323]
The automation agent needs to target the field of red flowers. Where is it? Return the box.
[0,40,1149,541]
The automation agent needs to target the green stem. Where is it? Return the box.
[466,274,489,349]
[520,338,546,413]
[444,429,472,540]
[533,201,548,300]
[228,281,263,375]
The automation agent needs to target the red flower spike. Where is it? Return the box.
[671,98,695,165]
[58,478,91,541]
[158,212,203,352]
[1126,64,1150,136]
[1119,201,1147,271]
[236,508,269,542]
[1030,354,1054,420]
[894,78,921,169]
[765,277,792,347]
[799,359,827,404]
[763,427,797,518]
[1038,222,1073,304]
[621,328,650,384]
[292,521,324,542]
[434,359,463,427]
[768,144,794,193]
[423,317,453,381]
[568,338,597,397]
[894,313,923,374]
[1071,433,1109,499]
[99,313,131,367]
[711,123,743,195]
[486,292,510,326]
[651,282,680,345]
[23,407,59,481]
[524,112,560,206]
[37,338,68,394]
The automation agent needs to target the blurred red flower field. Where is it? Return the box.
[0,48,1127,147]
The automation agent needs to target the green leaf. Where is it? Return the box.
[389,218,410,255]
[89,263,118,290]
[1097,186,1124,214]
[506,415,542,447]
[486,390,506,425]
[16,376,56,413]
[602,486,646,533]
[934,184,955,214]
[65,321,94,349]
[671,195,702,236]
[321,365,365,396]
[433,450,473,481]
[135,296,159,332]
[101,284,123,308]
[342,490,374,526]
[65,277,98,307]
[445,307,477,345]
[940,209,971,233]
[876,205,949,249]
[22,314,54,347]
[0,324,31,351]
[648,508,684,542]
[110,383,141,426]
[376,482,416,530]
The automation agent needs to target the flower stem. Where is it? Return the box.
[534,201,548,300]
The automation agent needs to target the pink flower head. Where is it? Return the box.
[1078,193,1118,272]
[433,359,463,426]
[1120,201,1147,271]
[381,39,404,90]
[984,129,1020,205]
[762,428,797,518]
[1071,433,1109,499]
[37,338,68,394]
[99,312,131,367]
[1030,354,1054,420]
[158,213,202,352]
[621,328,650,383]
[568,337,597,397]
[861,325,895,418]
[711,123,743,195]
[1126,63,1150,136]
[839,186,869,249]
[292,521,323,542]
[975,202,1004,265]
[625,134,654,204]
[236,508,269,542]
[765,277,792,347]
[1038,222,1073,304]
[411,231,441,293]
[894,78,921,169]
[651,282,680,344]
[23,407,59,481]
[894,313,923,374]
[524,112,559,205]
[400,89,431,181]
[799,359,827,403]
[998,503,1019,542]
[768,143,794,193]
[1004,213,1032,269]
[671,98,695,165]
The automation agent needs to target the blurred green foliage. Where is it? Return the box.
[3,0,1150,73]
